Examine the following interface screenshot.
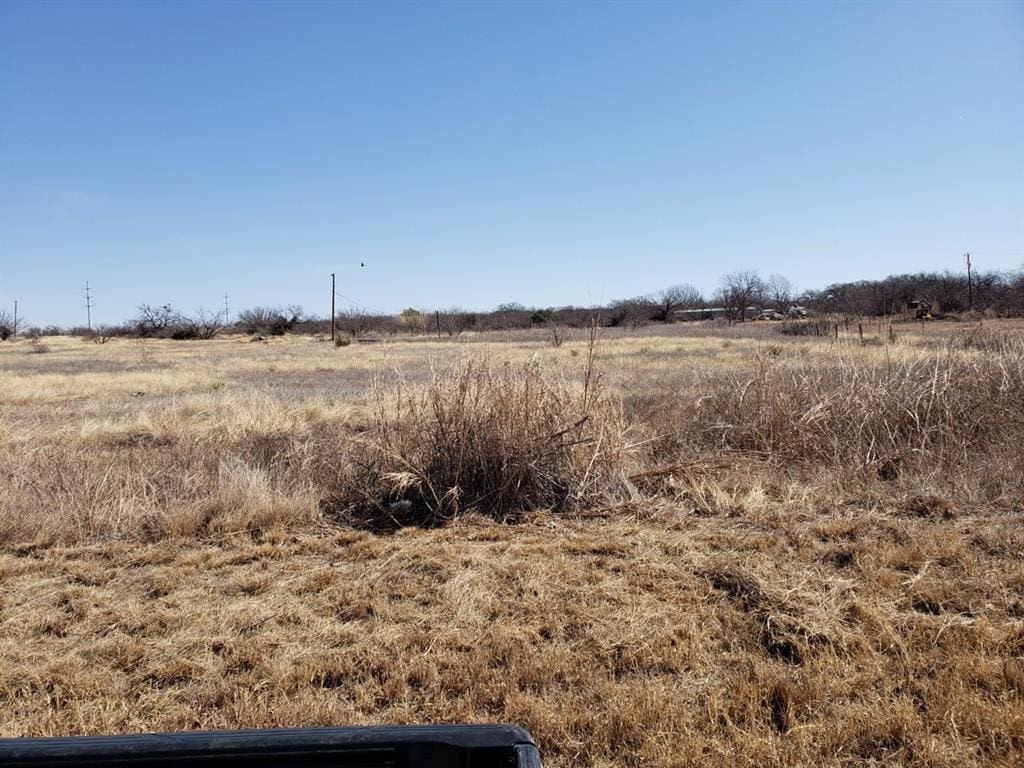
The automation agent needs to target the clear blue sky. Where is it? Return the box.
[1,0,1021,327]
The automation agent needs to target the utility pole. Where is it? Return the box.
[966,252,973,310]
[223,292,231,324]
[12,300,17,337]
[83,282,94,332]
[330,273,336,342]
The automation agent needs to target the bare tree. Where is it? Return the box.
[336,309,376,338]
[525,307,566,346]
[1010,268,1024,314]
[435,307,478,337]
[765,274,794,309]
[650,284,703,322]
[717,271,766,322]
[134,304,178,337]
[491,302,529,330]
[191,307,225,339]
[92,325,118,344]
[237,305,303,336]
[608,297,653,329]
[131,305,219,340]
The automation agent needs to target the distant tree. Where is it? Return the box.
[608,297,654,329]
[134,304,178,337]
[765,274,794,309]
[807,269,1024,317]
[190,307,225,339]
[436,307,478,336]
[972,271,1002,311]
[527,307,567,346]
[0,309,15,340]
[1010,268,1024,314]
[717,271,766,322]
[238,305,303,336]
[396,308,427,334]
[530,308,558,325]
[130,305,222,340]
[489,302,530,330]
[650,284,703,322]
[336,309,376,338]
[91,325,121,344]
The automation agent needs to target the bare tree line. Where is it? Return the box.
[3,265,1022,342]
[807,269,1024,317]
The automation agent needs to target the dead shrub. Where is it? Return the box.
[326,357,637,529]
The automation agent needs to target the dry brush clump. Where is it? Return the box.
[649,340,1024,497]
[327,357,639,529]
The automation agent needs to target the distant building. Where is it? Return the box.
[675,307,730,321]
[905,299,932,319]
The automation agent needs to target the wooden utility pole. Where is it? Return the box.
[83,282,94,331]
[966,252,973,310]
[330,273,336,342]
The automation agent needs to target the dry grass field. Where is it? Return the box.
[1,320,1022,766]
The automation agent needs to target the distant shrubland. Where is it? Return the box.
[3,267,1022,342]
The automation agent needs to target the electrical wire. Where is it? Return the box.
[334,290,389,315]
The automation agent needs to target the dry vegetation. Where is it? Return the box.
[1,320,1022,766]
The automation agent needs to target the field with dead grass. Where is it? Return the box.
[1,320,1022,766]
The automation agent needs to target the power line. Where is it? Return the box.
[334,290,389,315]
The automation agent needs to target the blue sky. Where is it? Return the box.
[1,0,1021,327]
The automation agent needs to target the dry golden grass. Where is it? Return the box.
[1,320,1022,766]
